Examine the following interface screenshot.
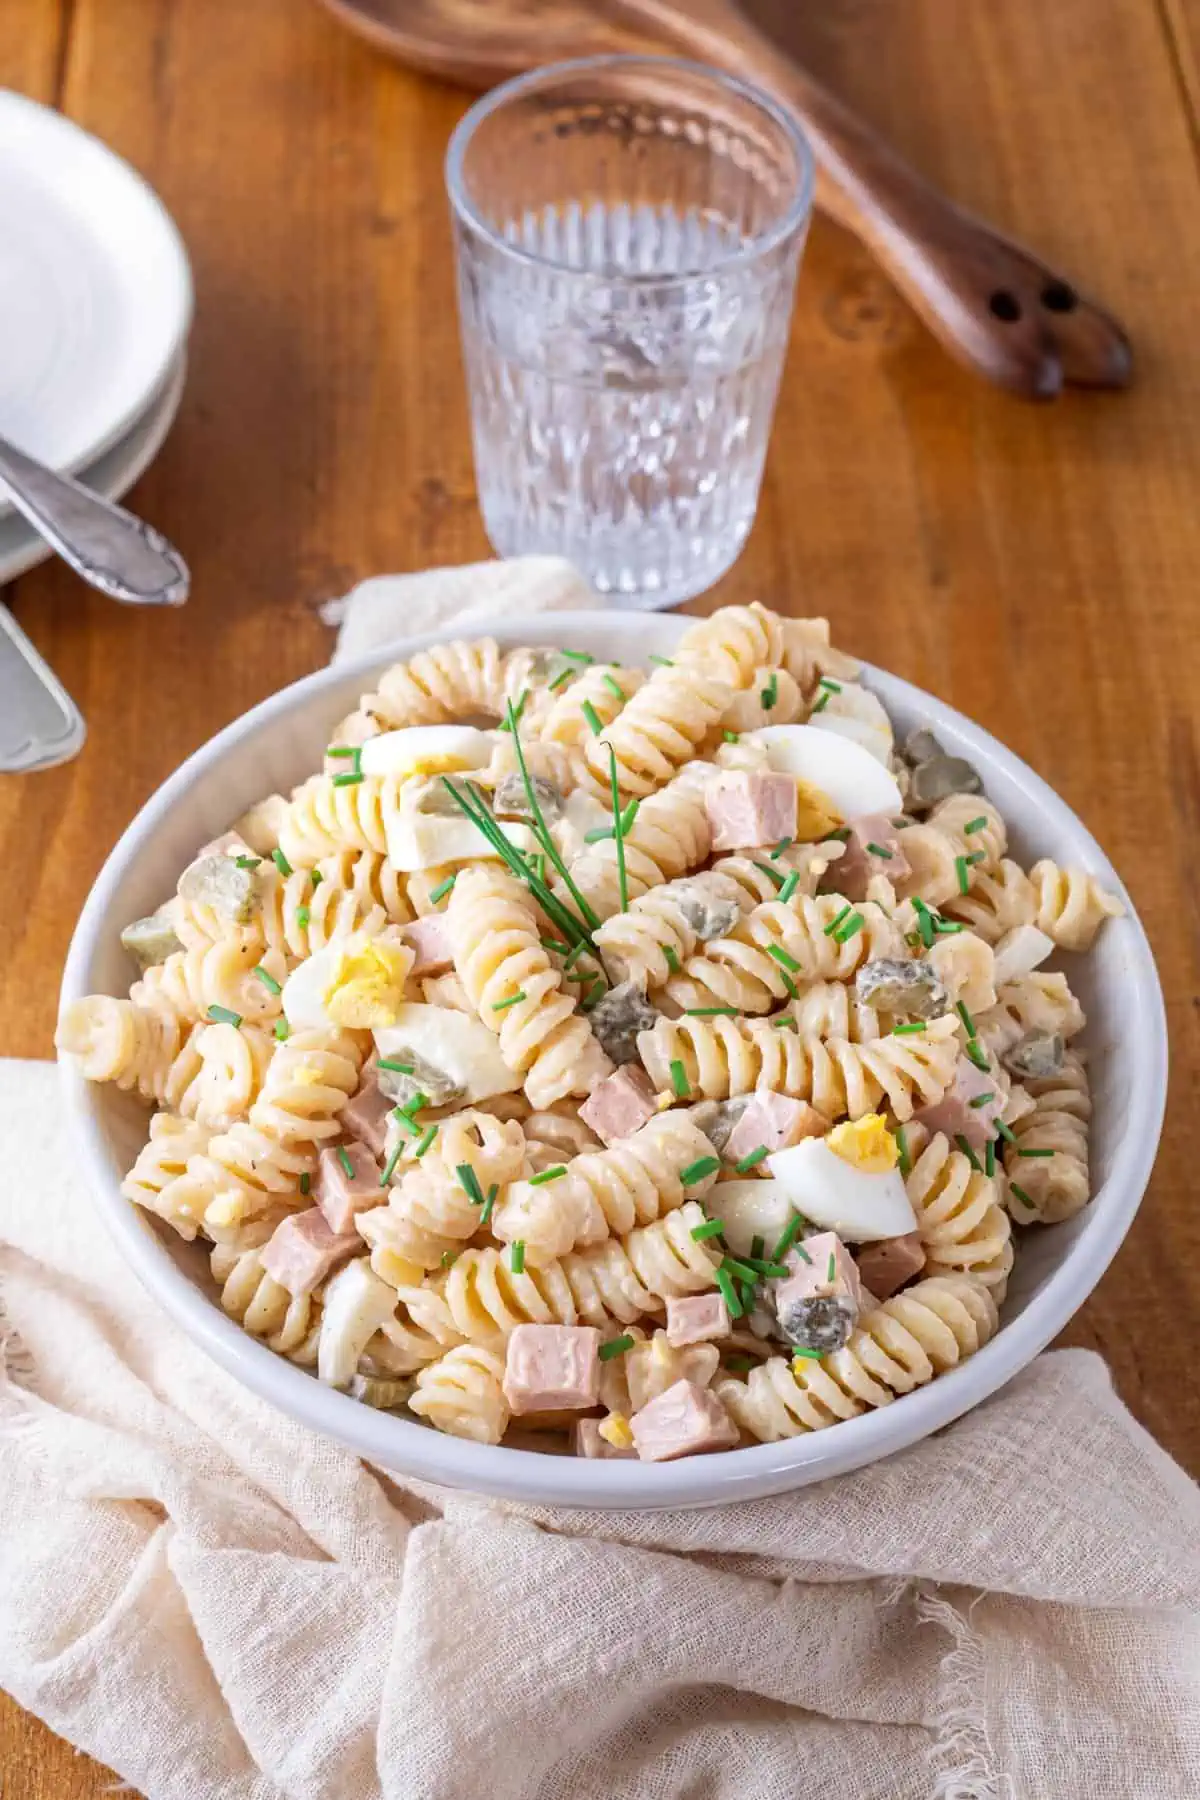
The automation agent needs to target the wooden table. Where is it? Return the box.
[2,0,1197,1790]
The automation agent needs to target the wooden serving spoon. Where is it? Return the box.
[318,0,1132,400]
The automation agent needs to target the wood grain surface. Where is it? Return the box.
[1,0,1197,1791]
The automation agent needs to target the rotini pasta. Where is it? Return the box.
[62,601,1122,1463]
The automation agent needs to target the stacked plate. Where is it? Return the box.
[0,89,191,768]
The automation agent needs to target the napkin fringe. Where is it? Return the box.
[920,1590,1005,1800]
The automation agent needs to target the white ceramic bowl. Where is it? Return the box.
[59,613,1167,1508]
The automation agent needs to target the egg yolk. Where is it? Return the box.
[793,777,843,842]
[826,1113,898,1173]
[599,1414,634,1449]
[322,939,410,1029]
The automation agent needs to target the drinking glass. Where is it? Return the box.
[446,56,814,610]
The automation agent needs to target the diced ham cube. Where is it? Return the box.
[399,913,453,976]
[573,1417,636,1459]
[503,1324,602,1414]
[260,1208,361,1296]
[665,1293,731,1347]
[314,1141,383,1233]
[723,1093,828,1164]
[630,1379,740,1461]
[578,1065,659,1145]
[705,771,798,852]
[834,814,911,902]
[854,1231,926,1300]
[771,1231,866,1353]
[915,1056,1005,1149]
[340,1071,394,1160]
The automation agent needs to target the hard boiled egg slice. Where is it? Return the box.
[374,1003,522,1105]
[359,724,494,780]
[317,1259,400,1389]
[710,1179,800,1260]
[766,1116,917,1242]
[282,932,413,1031]
[744,724,902,821]
[385,812,539,873]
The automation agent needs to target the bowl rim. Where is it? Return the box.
[59,610,1168,1508]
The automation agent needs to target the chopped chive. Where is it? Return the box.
[777,967,799,999]
[310,869,323,890]
[965,1039,991,1072]
[955,855,971,896]
[766,942,801,973]
[760,673,778,710]
[964,816,988,836]
[530,1165,567,1185]
[690,1217,726,1242]
[333,771,365,788]
[400,1090,429,1118]
[619,798,640,834]
[722,1255,761,1285]
[272,848,293,877]
[336,1145,355,1178]
[581,978,606,1011]
[648,653,674,667]
[598,1334,635,1361]
[601,672,625,702]
[995,1118,1018,1144]
[377,1058,414,1075]
[479,1183,498,1227]
[935,918,965,935]
[442,770,598,950]
[540,936,570,955]
[771,1014,798,1029]
[955,1134,984,1173]
[1009,1183,1037,1212]
[777,870,800,905]
[866,842,894,860]
[440,1249,459,1270]
[296,904,310,928]
[833,912,865,944]
[723,730,740,744]
[491,991,526,1013]
[664,945,681,974]
[824,828,851,842]
[670,1059,689,1099]
[253,964,282,995]
[608,744,629,916]
[752,860,786,890]
[563,940,588,970]
[905,931,923,951]
[750,1235,765,1261]
[771,838,794,860]
[456,1163,485,1205]
[811,691,831,713]
[1018,1147,1056,1159]
[824,904,852,937]
[965,850,986,867]
[390,1109,416,1137]
[380,1143,404,1186]
[429,874,457,905]
[968,1092,995,1109]
[741,1258,790,1279]
[583,825,615,844]
[818,678,842,693]
[559,647,594,665]
[413,1125,438,1159]
[985,1138,996,1178]
[723,1355,755,1373]
[896,1125,911,1176]
[792,1347,823,1362]
[299,1171,310,1195]
[548,665,575,692]
[273,1018,290,1041]
[793,1242,813,1265]
[715,1266,743,1318]
[827,1251,837,1283]
[685,1006,740,1016]
[893,1022,927,1035]
[234,854,262,869]
[509,1240,526,1274]
[581,699,603,736]
[955,1001,977,1038]
[681,1155,720,1185]
[206,1004,242,1027]
[327,744,356,759]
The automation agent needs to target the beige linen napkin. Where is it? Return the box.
[2,562,1198,1800]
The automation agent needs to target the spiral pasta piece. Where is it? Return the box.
[448,866,612,1108]
[357,1109,528,1272]
[277,774,407,868]
[522,1106,601,1173]
[583,663,732,798]
[664,894,904,1015]
[975,973,1086,1059]
[210,1239,322,1363]
[409,1343,510,1444]
[904,1131,1013,1293]
[492,1113,720,1263]
[181,1021,277,1128]
[1028,860,1124,951]
[786,980,883,1043]
[57,994,190,1105]
[1002,1053,1090,1223]
[943,858,1036,942]
[120,1113,215,1240]
[718,665,806,733]
[637,1013,960,1118]
[129,941,286,1031]
[593,872,745,989]
[928,795,1007,869]
[254,850,412,961]
[675,603,789,688]
[714,1275,999,1440]
[533,661,645,748]
[366,636,507,730]
[559,762,715,920]
[709,842,844,907]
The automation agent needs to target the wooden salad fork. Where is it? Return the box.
[317,0,1132,400]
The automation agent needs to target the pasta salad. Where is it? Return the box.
[58,603,1124,1462]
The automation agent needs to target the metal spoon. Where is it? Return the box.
[0,431,189,606]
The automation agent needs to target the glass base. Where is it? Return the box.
[478,522,753,613]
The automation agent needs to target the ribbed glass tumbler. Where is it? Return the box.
[446,56,814,610]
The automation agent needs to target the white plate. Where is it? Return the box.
[59,613,1168,1510]
[0,90,192,488]
[0,352,187,587]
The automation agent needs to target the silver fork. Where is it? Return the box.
[0,433,189,773]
